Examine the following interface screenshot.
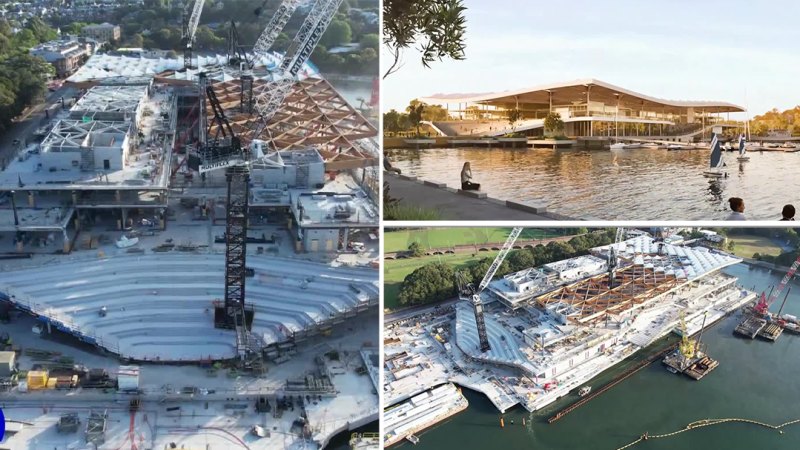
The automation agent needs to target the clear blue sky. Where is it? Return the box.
[381,0,800,117]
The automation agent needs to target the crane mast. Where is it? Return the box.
[182,0,205,69]
[194,0,345,363]
[464,227,523,353]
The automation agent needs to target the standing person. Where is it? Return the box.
[781,204,795,221]
[461,162,480,190]
[726,197,746,220]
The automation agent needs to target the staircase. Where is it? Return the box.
[80,149,94,171]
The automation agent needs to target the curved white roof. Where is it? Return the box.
[422,78,744,113]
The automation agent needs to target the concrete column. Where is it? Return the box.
[687,107,695,124]
[115,190,121,203]
[342,228,350,248]
[121,208,129,229]
[71,191,78,205]
[62,229,70,253]
[28,191,34,207]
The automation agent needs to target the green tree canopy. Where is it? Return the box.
[398,262,456,306]
[321,19,352,48]
[383,0,466,78]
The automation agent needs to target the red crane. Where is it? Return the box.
[753,253,800,316]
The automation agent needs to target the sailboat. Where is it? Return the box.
[736,134,749,162]
[703,133,728,178]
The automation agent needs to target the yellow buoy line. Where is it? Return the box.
[615,417,800,450]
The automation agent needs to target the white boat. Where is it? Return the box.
[722,142,733,151]
[642,142,660,148]
[736,134,749,162]
[764,142,779,149]
[609,142,627,150]
[703,133,728,178]
[578,386,592,397]
[667,143,692,151]
[115,235,139,248]
[781,142,797,149]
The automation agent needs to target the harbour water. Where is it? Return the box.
[386,147,800,220]
[392,264,800,449]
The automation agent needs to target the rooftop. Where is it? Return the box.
[292,189,379,228]
[70,85,146,120]
[68,51,318,84]
[422,78,745,114]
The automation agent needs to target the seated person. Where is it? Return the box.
[461,162,480,190]
[383,153,402,174]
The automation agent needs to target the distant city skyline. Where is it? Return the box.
[381,0,800,118]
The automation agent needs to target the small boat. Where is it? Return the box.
[736,134,750,162]
[642,142,659,148]
[666,366,679,374]
[722,142,733,151]
[703,133,728,178]
[781,142,796,149]
[667,143,692,151]
[578,386,591,397]
[764,142,779,149]
[610,142,627,150]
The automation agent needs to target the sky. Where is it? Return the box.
[381,0,800,117]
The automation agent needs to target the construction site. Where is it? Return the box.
[383,229,757,446]
[0,0,379,448]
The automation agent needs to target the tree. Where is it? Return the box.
[506,108,522,134]
[383,110,399,134]
[382,0,466,78]
[544,112,564,136]
[359,33,379,51]
[321,19,352,48]
[127,33,144,48]
[407,100,425,137]
[63,22,89,36]
[408,241,425,257]
[397,262,456,306]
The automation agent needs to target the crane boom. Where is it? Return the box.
[182,0,206,69]
[247,0,344,149]
[251,0,303,61]
[755,253,800,315]
[477,227,523,293]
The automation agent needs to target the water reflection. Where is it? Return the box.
[387,147,800,220]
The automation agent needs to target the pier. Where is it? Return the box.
[547,343,677,424]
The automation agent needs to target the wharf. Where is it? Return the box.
[734,316,767,339]
[385,173,570,220]
[758,322,783,341]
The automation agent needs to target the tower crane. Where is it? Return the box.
[181,0,206,70]
[456,227,523,353]
[753,252,800,317]
[193,0,346,363]
[608,227,626,288]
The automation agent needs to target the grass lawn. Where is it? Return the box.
[384,250,499,311]
[384,228,573,253]
[727,234,783,258]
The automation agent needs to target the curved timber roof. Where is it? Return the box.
[422,78,745,114]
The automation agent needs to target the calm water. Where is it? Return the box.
[386,148,800,220]
[394,264,800,450]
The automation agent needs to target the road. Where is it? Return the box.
[385,297,461,324]
[0,85,77,169]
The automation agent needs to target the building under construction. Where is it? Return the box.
[384,234,755,416]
